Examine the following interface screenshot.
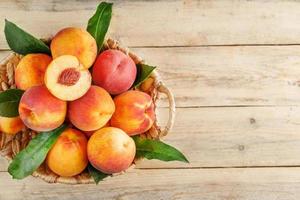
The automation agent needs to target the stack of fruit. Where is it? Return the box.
[0,2,188,184]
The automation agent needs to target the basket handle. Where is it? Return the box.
[156,83,176,137]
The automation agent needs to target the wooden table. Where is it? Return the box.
[2,0,300,199]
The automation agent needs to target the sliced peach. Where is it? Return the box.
[87,127,136,174]
[111,90,155,136]
[46,128,88,177]
[0,116,24,135]
[18,85,67,132]
[68,86,115,131]
[44,55,91,101]
[15,54,52,90]
[50,27,97,69]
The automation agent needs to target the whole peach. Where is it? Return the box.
[92,50,137,95]
[51,27,97,69]
[0,116,24,135]
[111,90,155,136]
[46,128,88,177]
[15,54,52,90]
[68,86,115,131]
[18,85,67,132]
[87,127,136,174]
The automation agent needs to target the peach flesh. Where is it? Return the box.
[46,128,88,177]
[44,55,91,101]
[87,127,136,174]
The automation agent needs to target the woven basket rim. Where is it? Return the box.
[0,38,176,184]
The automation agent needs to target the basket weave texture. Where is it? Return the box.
[0,38,175,184]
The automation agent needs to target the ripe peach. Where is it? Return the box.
[46,128,88,177]
[50,27,97,69]
[0,116,24,135]
[44,55,91,101]
[15,54,52,90]
[111,90,155,136]
[92,50,137,95]
[87,127,136,174]
[68,86,115,131]
[18,85,67,132]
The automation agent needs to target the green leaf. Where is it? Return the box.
[4,19,51,55]
[88,164,110,184]
[8,124,67,179]
[132,136,189,163]
[0,89,24,117]
[133,64,156,88]
[87,2,113,52]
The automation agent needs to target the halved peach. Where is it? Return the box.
[50,27,97,69]
[44,55,91,101]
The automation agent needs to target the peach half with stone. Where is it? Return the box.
[44,55,92,101]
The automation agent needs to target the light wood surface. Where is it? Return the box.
[1,0,300,199]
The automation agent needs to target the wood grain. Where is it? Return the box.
[1,168,300,200]
[2,106,300,170]
[4,44,300,107]
[2,1,300,48]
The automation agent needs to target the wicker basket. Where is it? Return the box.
[0,38,175,184]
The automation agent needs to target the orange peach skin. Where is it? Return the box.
[92,50,137,95]
[18,85,67,132]
[87,127,136,174]
[68,86,115,131]
[50,27,97,69]
[110,90,155,136]
[15,54,52,90]
[0,116,24,135]
[46,128,88,177]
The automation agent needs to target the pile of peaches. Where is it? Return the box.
[1,27,155,176]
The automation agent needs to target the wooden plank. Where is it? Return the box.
[2,1,300,48]
[1,168,300,200]
[4,44,300,107]
[3,106,300,170]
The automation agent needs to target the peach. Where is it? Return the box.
[50,27,97,69]
[18,85,67,132]
[111,90,155,136]
[46,128,88,177]
[15,54,52,90]
[92,50,137,95]
[87,127,136,174]
[0,116,24,135]
[44,55,92,101]
[68,86,115,131]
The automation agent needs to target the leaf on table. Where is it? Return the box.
[4,19,51,55]
[133,64,156,88]
[88,164,110,184]
[0,89,24,117]
[8,124,67,179]
[87,2,113,52]
[132,136,189,163]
